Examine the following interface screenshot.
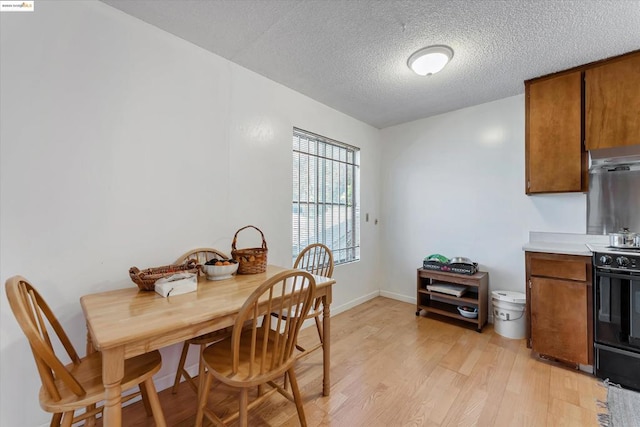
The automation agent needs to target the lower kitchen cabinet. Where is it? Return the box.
[525,251,593,366]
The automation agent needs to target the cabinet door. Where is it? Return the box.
[585,53,640,150]
[526,72,585,194]
[530,277,589,365]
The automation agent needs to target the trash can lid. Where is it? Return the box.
[491,290,526,304]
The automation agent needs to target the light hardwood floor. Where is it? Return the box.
[108,297,606,426]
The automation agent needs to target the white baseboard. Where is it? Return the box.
[155,369,192,392]
[379,290,415,304]
[330,290,380,316]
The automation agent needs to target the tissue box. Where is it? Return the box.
[154,273,197,297]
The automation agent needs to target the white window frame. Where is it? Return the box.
[292,128,360,266]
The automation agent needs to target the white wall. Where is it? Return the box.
[0,2,595,426]
[379,95,586,302]
[0,2,382,426]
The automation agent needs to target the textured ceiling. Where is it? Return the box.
[100,0,640,129]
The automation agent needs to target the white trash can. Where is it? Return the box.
[492,290,526,339]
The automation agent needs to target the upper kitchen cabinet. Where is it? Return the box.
[585,52,640,150]
[525,71,586,194]
[525,50,640,195]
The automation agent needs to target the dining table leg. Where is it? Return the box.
[102,346,125,427]
[322,292,331,396]
[86,324,96,355]
[85,325,97,427]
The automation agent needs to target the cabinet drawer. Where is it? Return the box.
[529,258,587,281]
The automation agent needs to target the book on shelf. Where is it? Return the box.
[426,282,467,297]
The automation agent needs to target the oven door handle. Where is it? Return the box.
[596,270,640,281]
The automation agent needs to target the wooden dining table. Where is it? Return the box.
[81,265,336,427]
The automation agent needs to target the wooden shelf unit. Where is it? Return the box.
[416,268,489,332]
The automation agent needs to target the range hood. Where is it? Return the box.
[589,144,640,170]
[587,144,640,235]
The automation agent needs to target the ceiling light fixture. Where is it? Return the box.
[407,45,454,76]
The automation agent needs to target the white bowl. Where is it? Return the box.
[202,261,239,281]
[457,306,478,319]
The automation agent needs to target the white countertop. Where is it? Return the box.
[522,232,609,256]
[523,241,592,256]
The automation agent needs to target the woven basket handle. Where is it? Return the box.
[129,260,196,277]
[232,225,268,250]
[129,266,141,280]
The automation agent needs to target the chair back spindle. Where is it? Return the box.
[231,270,315,381]
[294,243,334,278]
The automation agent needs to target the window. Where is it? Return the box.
[292,128,360,266]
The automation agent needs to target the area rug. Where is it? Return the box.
[597,379,640,427]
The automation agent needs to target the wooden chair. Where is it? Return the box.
[289,243,334,357]
[5,276,166,427]
[195,269,316,427]
[172,248,233,394]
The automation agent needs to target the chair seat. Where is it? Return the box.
[39,350,162,414]
[202,328,290,388]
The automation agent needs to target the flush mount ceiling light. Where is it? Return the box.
[408,45,454,76]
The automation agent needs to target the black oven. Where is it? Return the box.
[593,252,640,390]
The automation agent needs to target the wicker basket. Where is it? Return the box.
[129,259,199,291]
[231,225,268,274]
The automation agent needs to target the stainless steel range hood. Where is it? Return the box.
[589,144,640,170]
[587,144,640,235]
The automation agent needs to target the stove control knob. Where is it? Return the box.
[599,255,613,265]
[616,256,630,268]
